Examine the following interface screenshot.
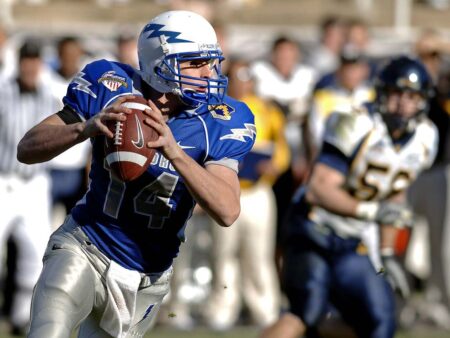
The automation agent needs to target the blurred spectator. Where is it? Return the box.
[306,15,347,77]
[115,32,138,68]
[54,37,85,80]
[345,17,378,80]
[346,18,371,53]
[252,35,316,120]
[251,35,316,175]
[205,59,290,331]
[0,38,58,335]
[47,36,91,228]
[48,36,86,98]
[308,49,374,154]
[251,35,316,284]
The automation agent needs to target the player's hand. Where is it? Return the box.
[380,253,411,299]
[143,99,180,161]
[374,201,413,228]
[80,95,135,140]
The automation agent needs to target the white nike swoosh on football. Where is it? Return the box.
[177,141,195,149]
[131,114,144,149]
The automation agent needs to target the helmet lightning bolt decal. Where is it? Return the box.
[141,24,192,43]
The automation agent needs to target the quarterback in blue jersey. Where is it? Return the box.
[260,56,438,338]
[17,11,255,338]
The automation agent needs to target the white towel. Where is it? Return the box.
[100,260,141,338]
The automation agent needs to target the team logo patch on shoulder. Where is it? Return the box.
[209,104,235,120]
[98,71,128,92]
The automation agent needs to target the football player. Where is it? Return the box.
[260,56,438,338]
[17,10,255,338]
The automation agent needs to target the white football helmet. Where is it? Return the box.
[137,10,227,106]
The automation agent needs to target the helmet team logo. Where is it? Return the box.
[141,23,192,43]
[132,114,145,149]
[209,104,235,120]
[98,71,128,92]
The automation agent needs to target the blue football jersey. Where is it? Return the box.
[65,59,256,273]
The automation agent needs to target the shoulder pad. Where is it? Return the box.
[323,110,374,157]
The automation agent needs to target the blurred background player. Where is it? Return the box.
[0,38,58,335]
[308,47,374,156]
[260,56,438,338]
[205,59,290,331]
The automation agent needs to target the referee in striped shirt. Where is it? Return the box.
[0,38,58,335]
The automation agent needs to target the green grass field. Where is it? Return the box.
[145,327,450,338]
[147,327,450,338]
[0,326,448,338]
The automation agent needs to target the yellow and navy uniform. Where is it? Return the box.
[239,94,290,188]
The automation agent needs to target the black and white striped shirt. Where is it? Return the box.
[0,76,59,177]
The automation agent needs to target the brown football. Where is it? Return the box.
[105,96,158,181]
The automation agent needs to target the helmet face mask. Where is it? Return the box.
[375,56,433,138]
[156,50,227,106]
[138,11,228,107]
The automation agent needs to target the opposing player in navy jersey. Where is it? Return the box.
[17,10,255,338]
[260,56,438,338]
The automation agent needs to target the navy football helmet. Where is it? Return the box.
[375,56,433,135]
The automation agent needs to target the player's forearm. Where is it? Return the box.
[17,122,86,164]
[307,183,359,217]
[170,149,240,227]
[306,163,359,217]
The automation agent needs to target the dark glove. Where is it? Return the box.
[374,201,413,228]
[380,253,411,299]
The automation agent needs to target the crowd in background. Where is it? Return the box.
[2,1,450,336]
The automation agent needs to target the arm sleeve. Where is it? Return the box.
[205,101,256,172]
[317,142,351,175]
[56,105,83,124]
